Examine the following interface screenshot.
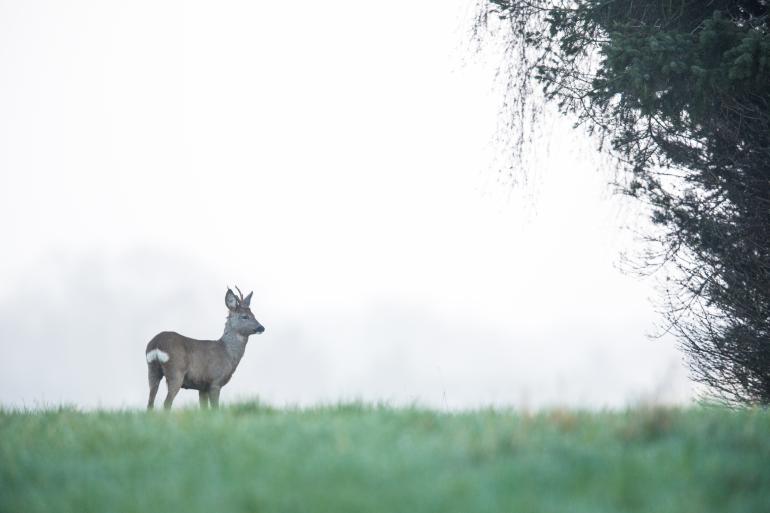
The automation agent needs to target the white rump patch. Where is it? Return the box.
[146,349,170,363]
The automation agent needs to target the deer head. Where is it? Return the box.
[224,286,265,337]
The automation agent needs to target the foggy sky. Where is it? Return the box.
[0,0,693,409]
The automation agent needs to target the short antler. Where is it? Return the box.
[234,285,244,302]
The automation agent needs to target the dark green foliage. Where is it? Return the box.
[479,0,770,404]
[2,404,770,513]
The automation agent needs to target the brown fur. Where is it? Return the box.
[145,288,264,409]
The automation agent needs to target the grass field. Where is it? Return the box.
[1,403,769,513]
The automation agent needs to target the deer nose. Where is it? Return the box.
[256,325,265,334]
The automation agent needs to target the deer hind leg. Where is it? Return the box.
[147,363,163,410]
[199,390,210,409]
[163,373,184,410]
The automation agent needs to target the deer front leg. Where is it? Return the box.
[163,374,183,410]
[209,386,221,409]
[199,390,210,409]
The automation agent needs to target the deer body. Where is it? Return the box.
[146,287,264,409]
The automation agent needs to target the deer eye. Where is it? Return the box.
[240,314,249,320]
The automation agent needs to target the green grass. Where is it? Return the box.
[1,403,769,513]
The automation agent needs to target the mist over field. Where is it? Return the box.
[0,244,691,410]
[0,0,693,410]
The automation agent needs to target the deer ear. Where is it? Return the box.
[242,291,253,307]
[225,288,240,311]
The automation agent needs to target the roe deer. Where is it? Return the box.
[145,286,265,409]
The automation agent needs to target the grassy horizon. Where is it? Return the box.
[1,403,769,513]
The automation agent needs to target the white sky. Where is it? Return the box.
[0,0,693,409]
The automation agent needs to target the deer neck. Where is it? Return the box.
[220,326,248,366]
